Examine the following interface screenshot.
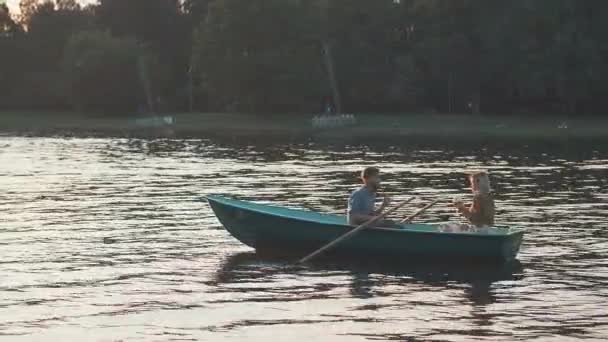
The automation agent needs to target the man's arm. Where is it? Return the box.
[350,213,378,225]
[374,195,391,215]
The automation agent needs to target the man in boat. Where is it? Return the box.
[347,167,394,227]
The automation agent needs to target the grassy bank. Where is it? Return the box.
[0,111,606,141]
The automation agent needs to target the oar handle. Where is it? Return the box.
[299,197,415,264]
[400,199,440,224]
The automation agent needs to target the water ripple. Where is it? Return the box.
[1,136,607,341]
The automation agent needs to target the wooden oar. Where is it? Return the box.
[299,197,415,264]
[400,199,440,224]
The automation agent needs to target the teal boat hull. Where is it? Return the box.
[206,195,525,262]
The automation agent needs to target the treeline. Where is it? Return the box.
[1,0,608,115]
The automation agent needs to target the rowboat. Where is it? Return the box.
[206,195,525,262]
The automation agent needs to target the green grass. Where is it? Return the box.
[347,113,607,139]
[0,110,606,141]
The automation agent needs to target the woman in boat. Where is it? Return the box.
[347,167,395,227]
[453,171,495,227]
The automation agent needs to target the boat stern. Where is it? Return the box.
[501,229,525,261]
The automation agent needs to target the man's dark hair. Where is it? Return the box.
[361,167,380,179]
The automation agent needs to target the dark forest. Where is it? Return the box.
[1,0,607,115]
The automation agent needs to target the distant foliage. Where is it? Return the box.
[193,0,326,113]
[0,5,23,107]
[1,0,608,115]
[62,30,157,113]
[96,0,191,110]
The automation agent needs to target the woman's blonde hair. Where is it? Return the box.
[466,171,491,195]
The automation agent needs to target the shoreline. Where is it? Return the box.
[0,111,606,142]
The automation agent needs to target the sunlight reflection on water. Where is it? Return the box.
[0,136,607,341]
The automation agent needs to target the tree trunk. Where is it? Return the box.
[448,72,453,114]
[472,88,480,115]
[322,41,342,114]
[137,56,154,113]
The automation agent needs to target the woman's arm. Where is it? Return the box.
[456,197,482,221]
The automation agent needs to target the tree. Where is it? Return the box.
[96,0,190,108]
[19,0,39,26]
[24,1,92,69]
[193,0,325,113]
[326,0,420,112]
[62,30,164,113]
[96,0,182,51]
[0,4,20,34]
[183,0,211,24]
[6,0,94,109]
[2,0,608,115]
[0,4,25,108]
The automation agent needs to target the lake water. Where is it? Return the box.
[1,136,607,341]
